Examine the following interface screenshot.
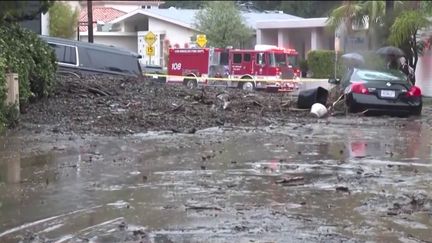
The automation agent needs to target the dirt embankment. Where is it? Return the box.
[19,74,311,135]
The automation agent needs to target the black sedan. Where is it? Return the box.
[329,68,422,116]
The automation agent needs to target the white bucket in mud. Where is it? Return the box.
[310,103,327,118]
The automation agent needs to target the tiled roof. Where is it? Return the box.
[79,7,126,32]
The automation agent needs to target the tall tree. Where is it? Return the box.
[194,1,253,48]
[49,2,79,39]
[0,0,54,23]
[160,1,204,9]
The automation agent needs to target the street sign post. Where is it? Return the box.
[144,31,156,64]
[196,34,207,48]
[146,45,155,64]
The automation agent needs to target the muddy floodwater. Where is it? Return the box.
[1,116,432,243]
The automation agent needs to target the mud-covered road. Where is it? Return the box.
[2,113,432,242]
[1,74,432,242]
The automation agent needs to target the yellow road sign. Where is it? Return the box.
[145,31,156,46]
[196,34,207,48]
[146,45,155,56]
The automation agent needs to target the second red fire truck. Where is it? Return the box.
[166,45,300,92]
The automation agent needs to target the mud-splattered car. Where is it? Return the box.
[329,68,422,116]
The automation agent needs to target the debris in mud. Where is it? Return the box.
[185,204,222,211]
[387,193,432,216]
[275,176,305,186]
[335,186,350,193]
[19,74,313,135]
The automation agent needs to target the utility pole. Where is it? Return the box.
[385,0,394,16]
[87,0,93,43]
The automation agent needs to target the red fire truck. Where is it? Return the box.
[167,45,300,91]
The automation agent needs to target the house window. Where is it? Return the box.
[233,53,242,64]
[243,53,251,62]
[48,43,77,65]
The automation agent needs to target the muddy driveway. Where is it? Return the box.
[1,113,432,242]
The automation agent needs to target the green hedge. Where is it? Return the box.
[307,50,345,79]
[0,23,57,132]
[306,50,388,79]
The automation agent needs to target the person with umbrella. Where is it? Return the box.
[399,56,415,85]
[376,46,405,70]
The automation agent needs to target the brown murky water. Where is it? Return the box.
[1,119,432,242]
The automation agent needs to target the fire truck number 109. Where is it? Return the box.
[171,63,182,70]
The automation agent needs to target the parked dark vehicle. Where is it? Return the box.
[39,36,143,78]
[329,68,422,116]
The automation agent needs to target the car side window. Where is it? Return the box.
[86,49,139,75]
[48,43,77,65]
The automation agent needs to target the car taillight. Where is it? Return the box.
[351,82,369,94]
[407,86,422,97]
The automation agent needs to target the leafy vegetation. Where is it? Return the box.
[0,0,54,22]
[0,24,57,132]
[49,1,79,39]
[160,1,205,9]
[194,1,253,48]
[326,1,432,74]
[388,10,431,77]
[161,1,341,18]
[307,50,344,79]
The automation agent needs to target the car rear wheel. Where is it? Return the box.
[412,105,422,116]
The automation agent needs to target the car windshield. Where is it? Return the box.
[353,69,406,82]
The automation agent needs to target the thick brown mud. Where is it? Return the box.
[1,117,432,242]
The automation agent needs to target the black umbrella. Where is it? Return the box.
[341,53,365,67]
[376,46,405,57]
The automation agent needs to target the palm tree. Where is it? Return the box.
[388,9,431,75]
[326,1,404,50]
[326,1,364,35]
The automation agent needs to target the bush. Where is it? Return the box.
[307,49,390,79]
[307,50,345,79]
[0,23,57,132]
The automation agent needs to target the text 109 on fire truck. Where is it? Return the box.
[167,45,300,92]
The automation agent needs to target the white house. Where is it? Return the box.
[256,17,369,60]
[79,7,301,67]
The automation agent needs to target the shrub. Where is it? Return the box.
[0,23,57,101]
[307,50,345,79]
[0,23,57,132]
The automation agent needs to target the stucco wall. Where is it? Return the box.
[79,35,138,53]
[148,18,195,47]
[260,29,278,46]
[257,27,335,60]
[416,48,432,97]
